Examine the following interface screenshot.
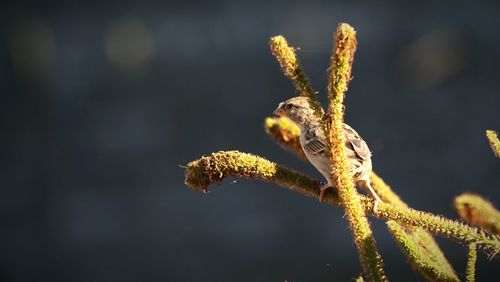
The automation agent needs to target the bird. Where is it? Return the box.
[273,96,382,211]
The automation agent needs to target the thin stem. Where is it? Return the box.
[466,243,477,282]
[269,36,325,124]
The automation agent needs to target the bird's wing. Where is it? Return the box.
[303,127,327,155]
[343,123,371,161]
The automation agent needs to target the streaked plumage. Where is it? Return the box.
[273,96,381,210]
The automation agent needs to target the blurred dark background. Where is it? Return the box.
[1,0,499,281]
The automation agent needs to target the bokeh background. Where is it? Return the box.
[1,0,499,281]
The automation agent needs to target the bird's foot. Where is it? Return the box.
[372,198,381,214]
[365,182,383,214]
[319,180,383,212]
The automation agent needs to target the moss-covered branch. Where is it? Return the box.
[325,23,387,282]
[486,130,500,158]
[455,193,500,235]
[368,173,406,207]
[327,24,357,111]
[264,116,306,161]
[387,221,459,282]
[466,243,477,282]
[375,200,500,257]
[269,36,325,124]
[264,116,306,159]
[184,150,328,202]
[370,173,457,281]
[184,150,500,258]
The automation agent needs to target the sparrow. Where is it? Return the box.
[273,96,382,211]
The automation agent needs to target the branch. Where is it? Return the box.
[326,23,387,281]
[387,221,459,282]
[370,174,458,281]
[264,116,306,159]
[269,35,325,124]
[184,150,326,202]
[466,243,477,282]
[376,200,500,258]
[454,193,500,235]
[183,150,500,258]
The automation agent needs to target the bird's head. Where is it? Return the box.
[273,96,323,127]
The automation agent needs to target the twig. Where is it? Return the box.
[466,243,477,282]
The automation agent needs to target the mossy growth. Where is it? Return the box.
[454,193,500,235]
[466,244,477,282]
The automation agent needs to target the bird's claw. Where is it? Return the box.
[372,199,381,214]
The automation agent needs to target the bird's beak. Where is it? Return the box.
[273,102,285,117]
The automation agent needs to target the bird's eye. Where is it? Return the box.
[286,104,294,110]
